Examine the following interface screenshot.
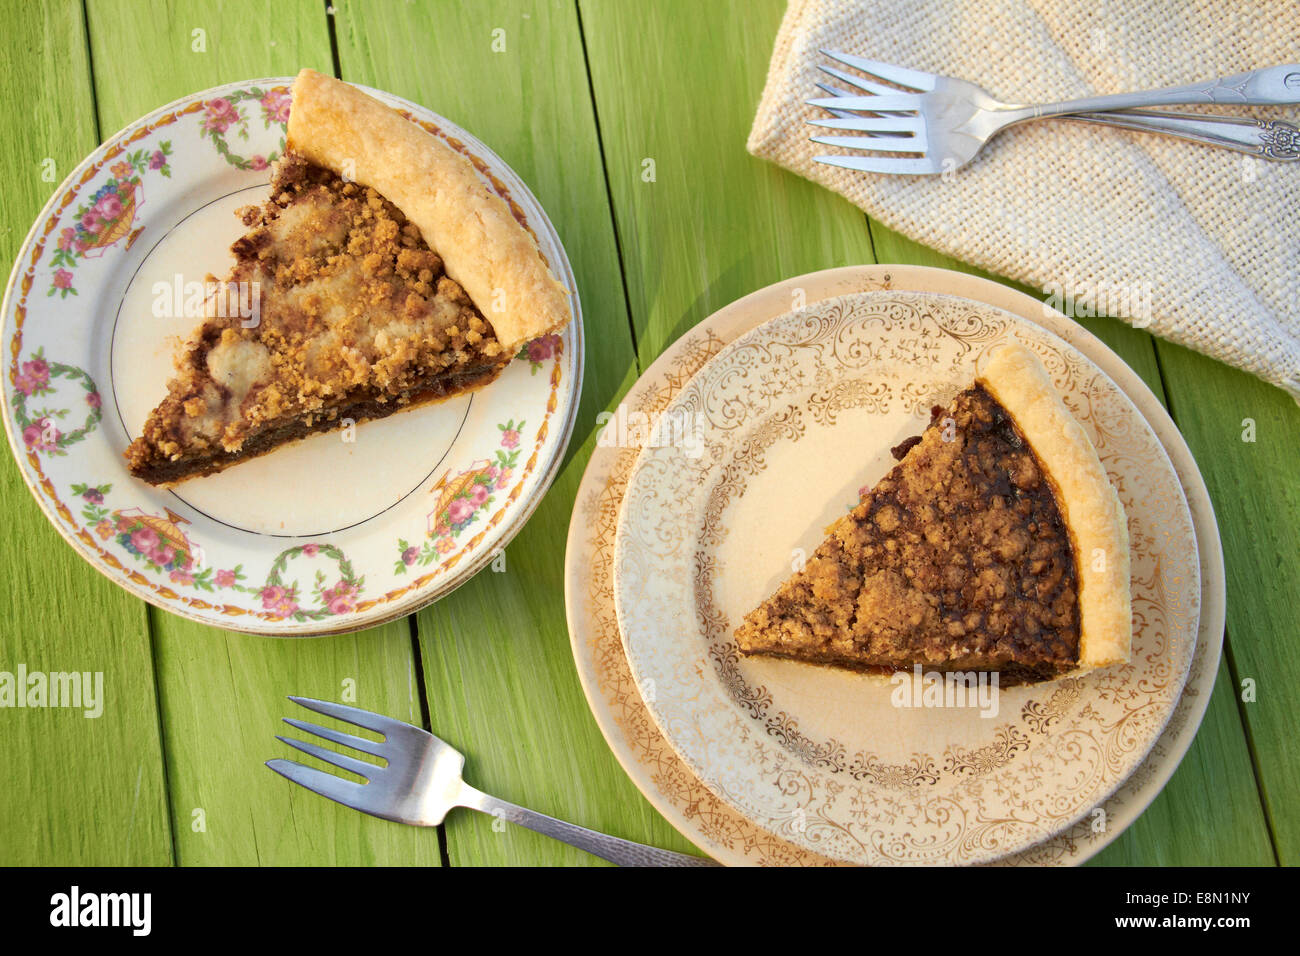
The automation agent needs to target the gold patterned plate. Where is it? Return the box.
[613,291,1198,865]
[566,266,1223,866]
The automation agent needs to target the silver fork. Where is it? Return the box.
[806,51,1300,174]
[267,696,720,866]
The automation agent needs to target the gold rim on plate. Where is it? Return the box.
[564,265,1225,866]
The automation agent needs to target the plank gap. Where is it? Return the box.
[1149,330,1179,420]
[573,0,642,375]
[79,0,103,143]
[322,0,342,79]
[1218,620,1283,864]
[863,215,879,263]
[143,603,181,865]
[406,610,449,864]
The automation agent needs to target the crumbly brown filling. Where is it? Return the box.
[734,385,1080,683]
[126,150,507,481]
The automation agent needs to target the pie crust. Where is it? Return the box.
[287,69,569,352]
[976,344,1131,670]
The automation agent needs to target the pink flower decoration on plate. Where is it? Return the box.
[260,585,299,619]
[260,585,287,608]
[22,418,60,451]
[322,581,359,615]
[94,194,122,220]
[15,357,51,395]
[260,89,291,124]
[526,334,561,363]
[447,498,475,525]
[202,98,240,134]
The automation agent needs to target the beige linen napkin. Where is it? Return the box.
[748,0,1300,399]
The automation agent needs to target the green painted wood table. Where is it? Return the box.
[0,0,1292,867]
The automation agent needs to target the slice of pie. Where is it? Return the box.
[734,344,1130,685]
[125,69,570,485]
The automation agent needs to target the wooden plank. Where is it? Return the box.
[1089,657,1276,865]
[1152,338,1300,864]
[0,0,172,866]
[579,0,878,366]
[82,0,440,865]
[148,614,442,866]
[869,225,1274,865]
[334,0,649,865]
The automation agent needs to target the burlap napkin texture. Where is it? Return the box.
[748,0,1300,400]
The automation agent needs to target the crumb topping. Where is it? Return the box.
[127,150,507,468]
[734,385,1080,682]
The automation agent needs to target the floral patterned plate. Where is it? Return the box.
[2,78,582,635]
[610,288,1199,866]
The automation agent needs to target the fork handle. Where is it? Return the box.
[1069,110,1300,160]
[1031,64,1300,116]
[459,785,721,866]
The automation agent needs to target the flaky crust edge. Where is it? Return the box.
[286,68,570,351]
[977,344,1131,671]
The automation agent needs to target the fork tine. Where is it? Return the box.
[814,83,918,122]
[806,115,925,135]
[275,734,384,780]
[287,695,413,738]
[819,49,937,92]
[806,94,922,112]
[813,82,861,119]
[817,64,897,97]
[283,717,389,758]
[813,154,943,175]
[266,758,374,810]
[810,134,928,154]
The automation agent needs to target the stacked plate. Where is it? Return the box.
[564,265,1224,866]
[1,79,582,635]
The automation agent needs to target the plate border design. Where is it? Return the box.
[564,265,1226,866]
[613,291,1198,865]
